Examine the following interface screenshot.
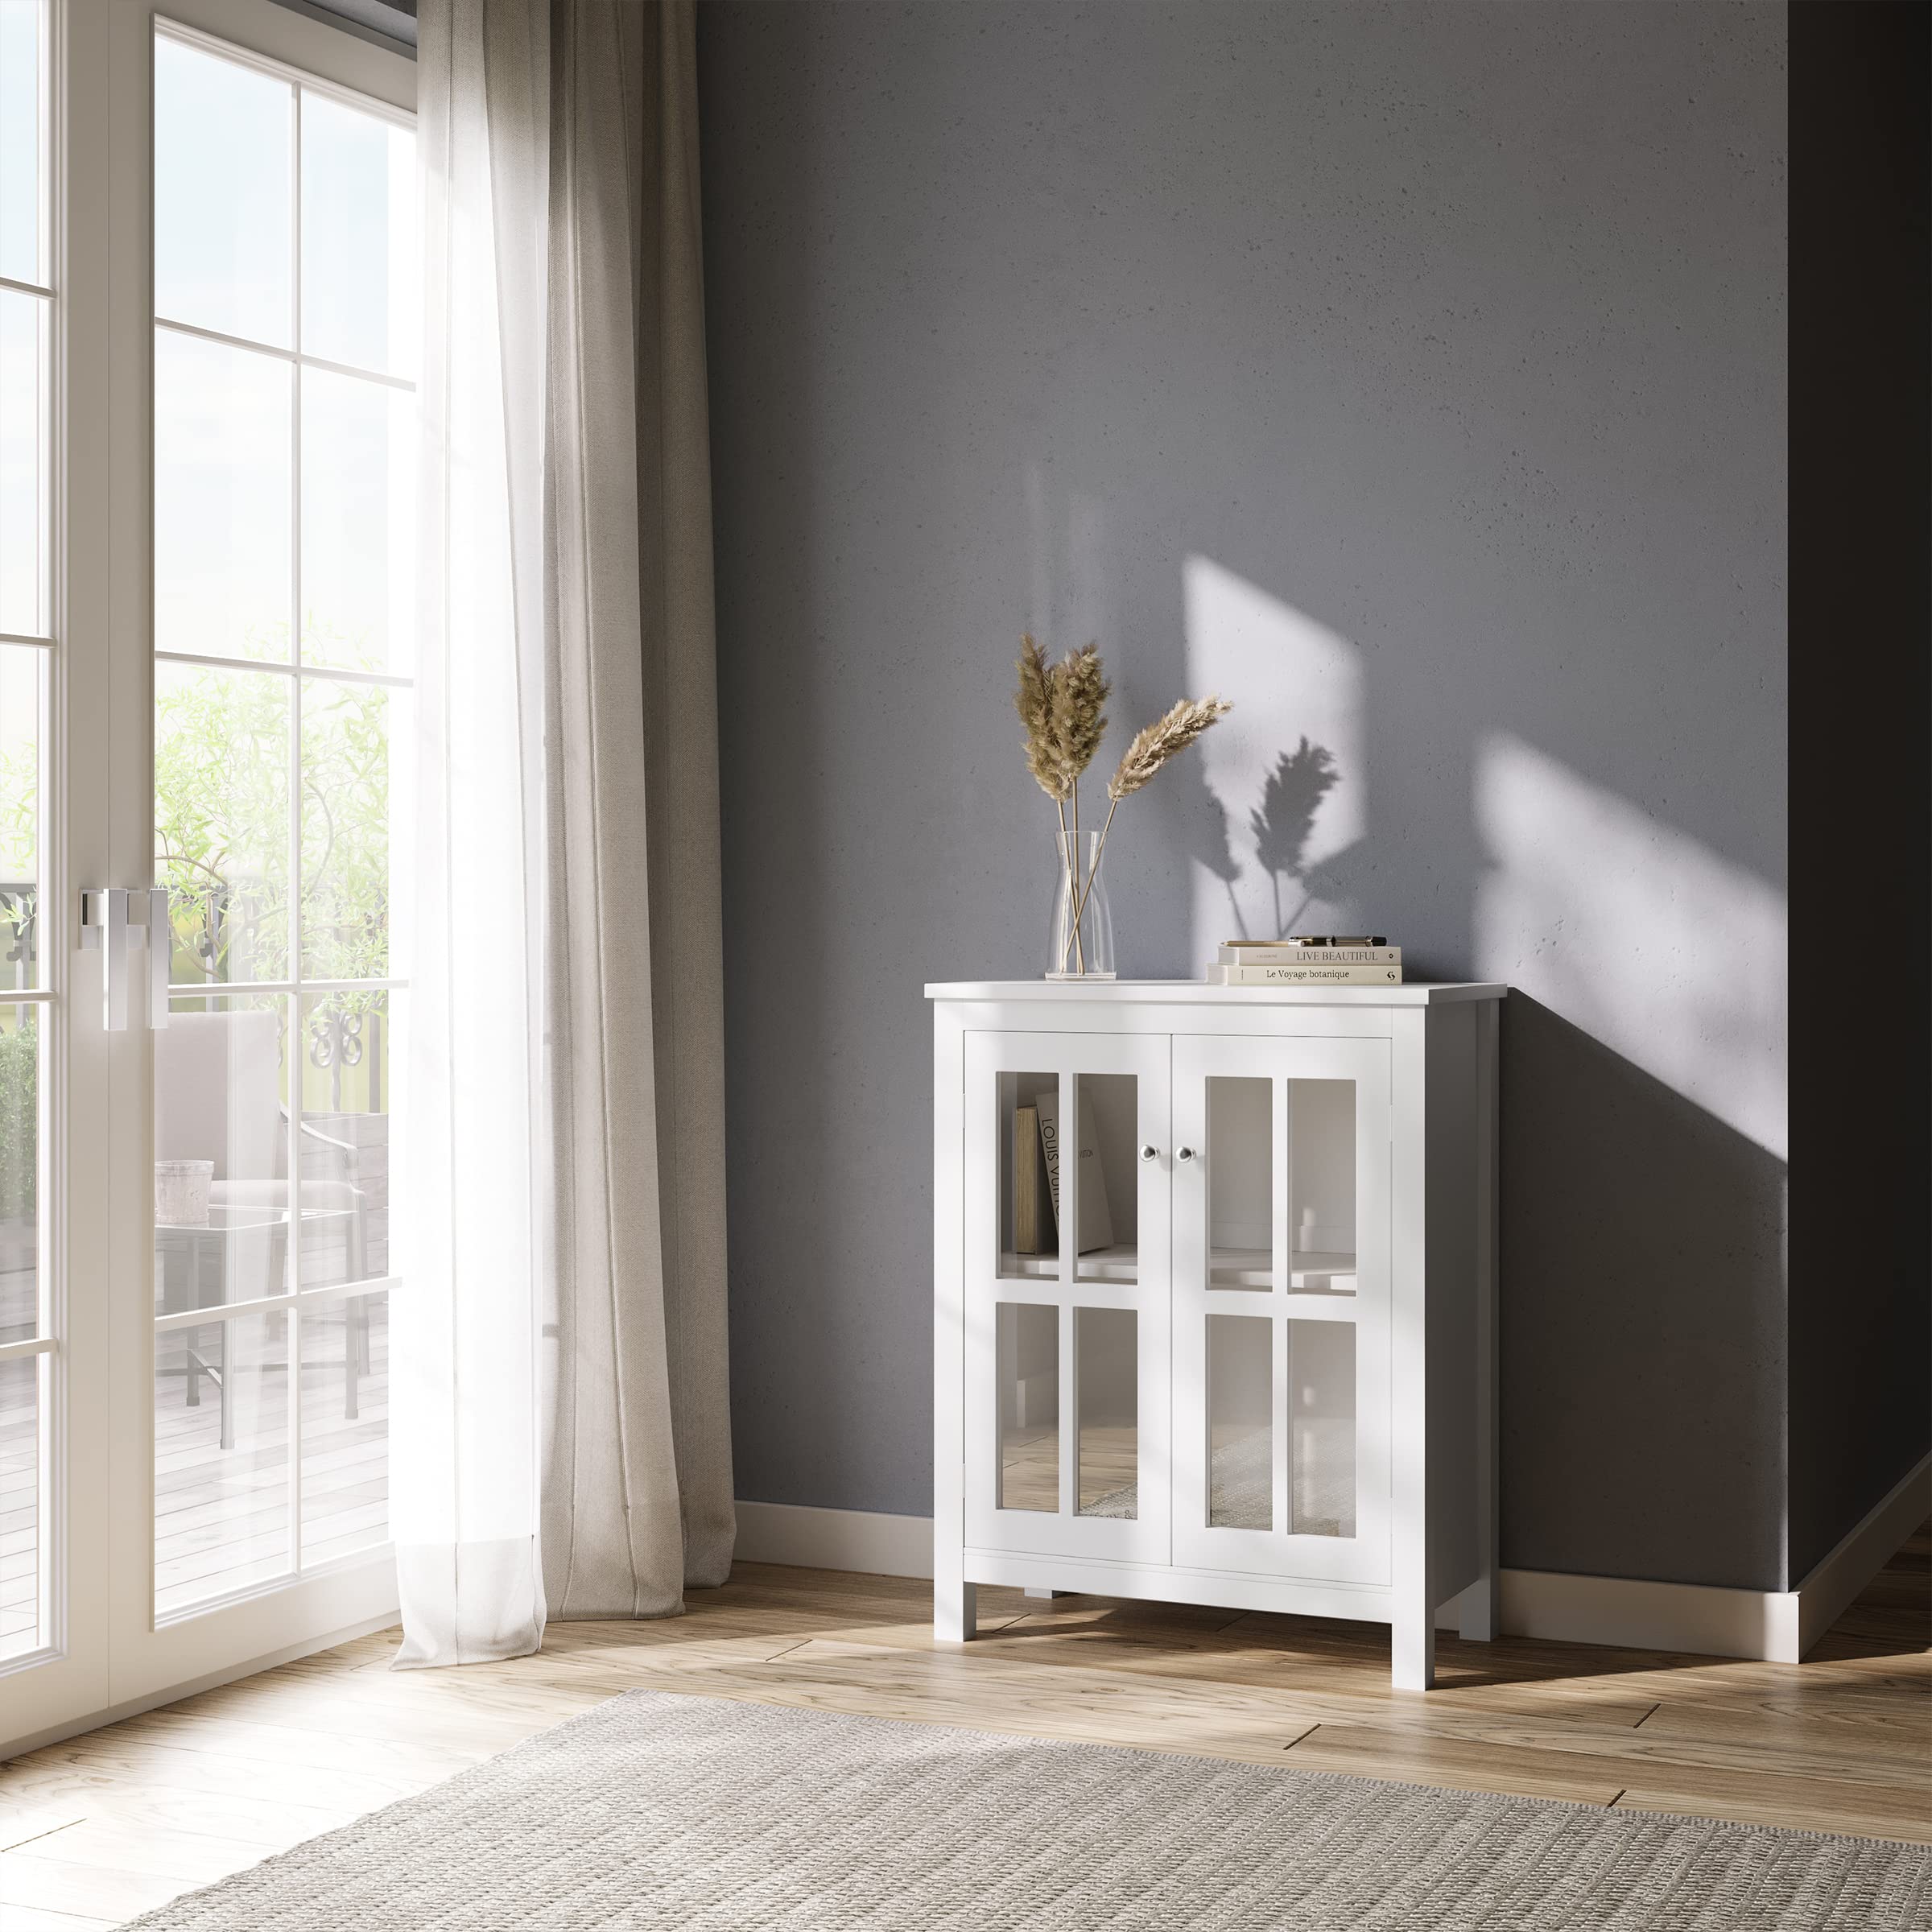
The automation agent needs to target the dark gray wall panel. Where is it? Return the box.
[1786,2,1931,1587]
[700,0,1790,1587]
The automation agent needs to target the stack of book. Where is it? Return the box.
[1207,936,1402,986]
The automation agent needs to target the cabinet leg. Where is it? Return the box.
[1458,1571,1499,1643]
[934,1573,976,1644]
[1392,1602,1435,1690]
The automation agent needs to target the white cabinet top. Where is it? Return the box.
[925,979,1506,1006]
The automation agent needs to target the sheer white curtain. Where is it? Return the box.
[394,0,734,1670]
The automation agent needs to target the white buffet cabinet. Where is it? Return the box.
[928,979,1503,1690]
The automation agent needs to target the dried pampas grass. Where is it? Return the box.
[1107,695,1235,800]
[1009,634,1232,972]
[1014,635,1110,804]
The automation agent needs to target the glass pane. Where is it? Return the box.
[297,991,392,1290]
[1207,1075,1271,1289]
[155,328,293,663]
[0,648,40,990]
[996,1301,1057,1513]
[301,369,415,673]
[0,1004,37,1340]
[1075,1307,1135,1518]
[299,1289,388,1563]
[1287,1079,1356,1294]
[1207,1313,1271,1530]
[155,994,293,1315]
[1071,1072,1134,1283]
[1289,1321,1356,1538]
[999,1071,1056,1279]
[300,679,396,979]
[156,660,292,985]
[301,93,415,378]
[0,0,42,287]
[0,1352,36,1659]
[155,1308,292,1616]
[0,287,46,637]
[154,35,292,346]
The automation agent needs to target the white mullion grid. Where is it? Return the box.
[0,1334,55,1364]
[151,314,414,394]
[167,977,407,997]
[286,71,304,1578]
[155,1274,396,1335]
[153,647,411,691]
[38,0,64,1668]
[139,30,415,1614]
[0,273,52,301]
[0,633,53,650]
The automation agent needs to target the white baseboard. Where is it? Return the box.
[1489,1566,1800,1662]
[733,1457,1929,1664]
[1792,1448,1931,1658]
[734,1501,935,1579]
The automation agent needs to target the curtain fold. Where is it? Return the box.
[396,0,733,1670]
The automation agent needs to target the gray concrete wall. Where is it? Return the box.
[700,0,1790,1589]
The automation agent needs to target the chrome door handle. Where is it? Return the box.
[1139,1144,1159,1162]
[1175,1146,1197,1164]
[81,887,170,1031]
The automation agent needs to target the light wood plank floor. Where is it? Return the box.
[2,1527,1925,1929]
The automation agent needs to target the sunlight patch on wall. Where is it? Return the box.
[1476,733,1787,1159]
[1183,555,1364,959]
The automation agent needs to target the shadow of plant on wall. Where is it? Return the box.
[1249,736,1341,939]
[1171,745,1246,939]
[1169,732,1351,945]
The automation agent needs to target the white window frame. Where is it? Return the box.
[1,0,415,1760]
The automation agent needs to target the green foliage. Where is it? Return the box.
[0,1017,35,1221]
[155,621,390,1005]
[0,667,40,972]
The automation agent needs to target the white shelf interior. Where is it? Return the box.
[1000,1245,1357,1293]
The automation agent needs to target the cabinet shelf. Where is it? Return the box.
[1000,1245,1356,1293]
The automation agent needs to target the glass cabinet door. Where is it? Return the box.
[963,1032,1170,1563]
[1170,1033,1391,1583]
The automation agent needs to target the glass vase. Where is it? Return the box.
[1046,829,1115,980]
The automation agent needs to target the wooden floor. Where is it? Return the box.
[0,1527,1925,1930]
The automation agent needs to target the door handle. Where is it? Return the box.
[80,887,171,1032]
[1175,1146,1197,1164]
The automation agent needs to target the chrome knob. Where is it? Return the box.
[1175,1146,1197,1164]
[1139,1144,1159,1162]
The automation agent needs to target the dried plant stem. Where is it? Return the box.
[1068,793,1120,942]
[1055,795,1084,974]
[1068,781,1086,972]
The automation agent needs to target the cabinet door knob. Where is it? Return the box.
[1139,1143,1158,1162]
[1175,1146,1197,1164]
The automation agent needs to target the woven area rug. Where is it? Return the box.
[124,1689,1930,1930]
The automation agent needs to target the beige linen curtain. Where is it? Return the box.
[395,0,733,1668]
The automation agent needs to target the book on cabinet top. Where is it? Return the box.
[1211,960,1402,985]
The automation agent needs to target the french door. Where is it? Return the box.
[2,0,413,1757]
